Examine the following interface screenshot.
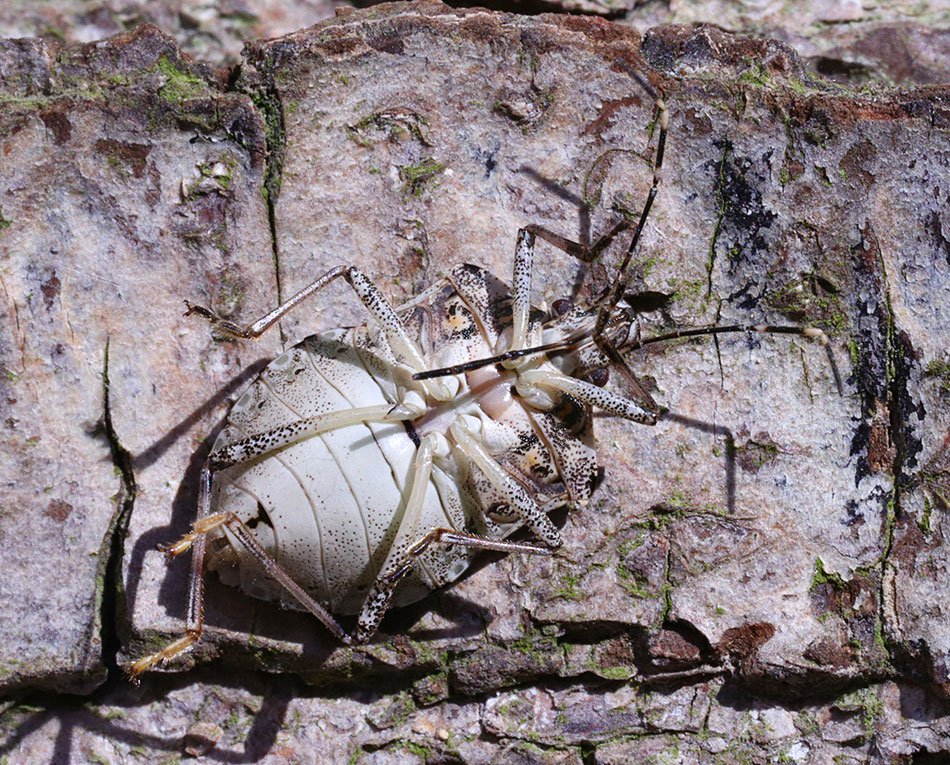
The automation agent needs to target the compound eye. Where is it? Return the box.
[587,367,609,387]
[551,298,573,317]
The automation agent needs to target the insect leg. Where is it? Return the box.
[355,430,551,641]
[354,527,551,643]
[344,268,452,401]
[127,465,214,679]
[129,467,352,678]
[128,403,428,677]
[187,265,449,400]
[593,77,668,342]
[524,219,631,264]
[518,369,658,425]
[522,72,666,275]
[507,225,625,351]
[449,420,563,547]
[184,265,353,339]
[509,228,535,353]
[209,403,421,468]
[629,323,842,395]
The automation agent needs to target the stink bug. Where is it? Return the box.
[131,67,832,678]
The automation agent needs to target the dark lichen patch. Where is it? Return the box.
[705,140,780,305]
[95,139,151,179]
[714,143,777,268]
[0,209,11,231]
[889,329,926,481]
[716,622,776,667]
[40,269,61,310]
[734,432,782,474]
[847,224,894,481]
[39,107,72,144]
[44,498,73,522]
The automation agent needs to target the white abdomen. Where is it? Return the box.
[209,329,470,614]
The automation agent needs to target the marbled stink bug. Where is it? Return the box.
[130,68,830,677]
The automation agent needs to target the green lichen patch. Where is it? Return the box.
[399,158,446,197]
[347,109,433,147]
[735,434,783,474]
[923,356,950,395]
[810,558,846,592]
[764,271,848,335]
[553,571,583,601]
[739,62,771,88]
[155,56,209,103]
[181,155,238,199]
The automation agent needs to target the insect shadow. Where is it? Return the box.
[518,164,594,293]
[0,667,314,764]
[124,360,268,630]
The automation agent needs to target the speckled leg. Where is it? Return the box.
[449,420,562,548]
[128,465,353,679]
[352,432,551,642]
[518,369,657,425]
[185,265,352,339]
[185,265,449,398]
[509,228,535,353]
[355,527,551,643]
[209,403,418,469]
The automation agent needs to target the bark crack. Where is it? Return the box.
[97,338,138,681]
[235,60,287,344]
[705,141,731,301]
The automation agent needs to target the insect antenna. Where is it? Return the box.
[625,322,844,395]
[592,63,667,347]
[564,62,669,414]
[413,339,581,380]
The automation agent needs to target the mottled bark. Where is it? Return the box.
[1,2,947,763]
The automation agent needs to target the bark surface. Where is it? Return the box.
[1,2,948,762]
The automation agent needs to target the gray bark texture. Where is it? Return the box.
[1,1,948,763]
